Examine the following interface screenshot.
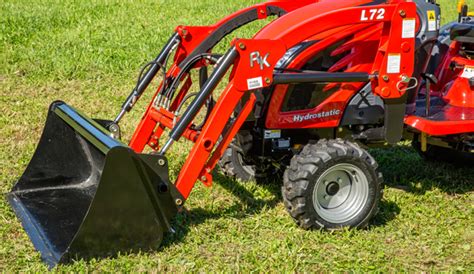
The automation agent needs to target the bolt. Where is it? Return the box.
[381,87,391,97]
[323,180,329,186]
[175,198,183,206]
[399,10,406,17]
[109,124,119,132]
[382,75,389,82]
[239,43,246,50]
[150,142,156,147]
[158,159,166,166]
[337,177,343,183]
[260,9,265,14]
[153,136,159,140]
[182,29,188,36]
[265,77,271,84]
[324,195,329,200]
[201,176,207,182]
[401,42,411,53]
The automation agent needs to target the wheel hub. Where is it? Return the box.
[326,182,340,196]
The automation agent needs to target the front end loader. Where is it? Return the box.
[8,0,433,267]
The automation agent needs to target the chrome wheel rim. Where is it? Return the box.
[312,163,369,224]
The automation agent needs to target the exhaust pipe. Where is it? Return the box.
[7,101,182,267]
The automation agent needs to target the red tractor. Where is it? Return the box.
[6,0,473,267]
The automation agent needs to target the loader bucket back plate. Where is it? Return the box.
[6,101,182,267]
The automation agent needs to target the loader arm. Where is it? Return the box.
[124,0,319,151]
[132,1,417,199]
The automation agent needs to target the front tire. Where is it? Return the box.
[282,139,383,229]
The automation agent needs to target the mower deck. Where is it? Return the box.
[405,97,474,135]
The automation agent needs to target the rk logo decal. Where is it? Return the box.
[250,51,270,70]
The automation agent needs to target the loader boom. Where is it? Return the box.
[128,1,417,198]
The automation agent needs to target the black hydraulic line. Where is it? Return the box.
[273,72,372,84]
[196,65,215,130]
[164,53,221,101]
[133,33,180,101]
[176,92,199,114]
[167,47,238,143]
[163,54,206,100]
[199,65,209,89]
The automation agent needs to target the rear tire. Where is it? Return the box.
[282,139,383,229]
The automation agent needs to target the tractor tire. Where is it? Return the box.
[219,131,255,181]
[219,131,281,183]
[282,139,383,230]
[219,132,255,181]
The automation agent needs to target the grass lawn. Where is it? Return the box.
[1,0,473,271]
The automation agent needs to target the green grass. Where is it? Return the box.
[1,0,473,272]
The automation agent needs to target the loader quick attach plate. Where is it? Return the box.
[6,101,182,268]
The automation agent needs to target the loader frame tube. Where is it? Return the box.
[273,72,372,84]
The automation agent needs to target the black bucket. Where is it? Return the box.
[7,101,182,268]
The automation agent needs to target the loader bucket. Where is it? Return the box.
[6,101,182,268]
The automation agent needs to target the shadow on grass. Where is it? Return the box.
[156,145,474,253]
[161,172,401,248]
[370,145,474,195]
[161,172,282,248]
[371,199,401,227]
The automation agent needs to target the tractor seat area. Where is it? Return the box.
[450,23,474,44]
